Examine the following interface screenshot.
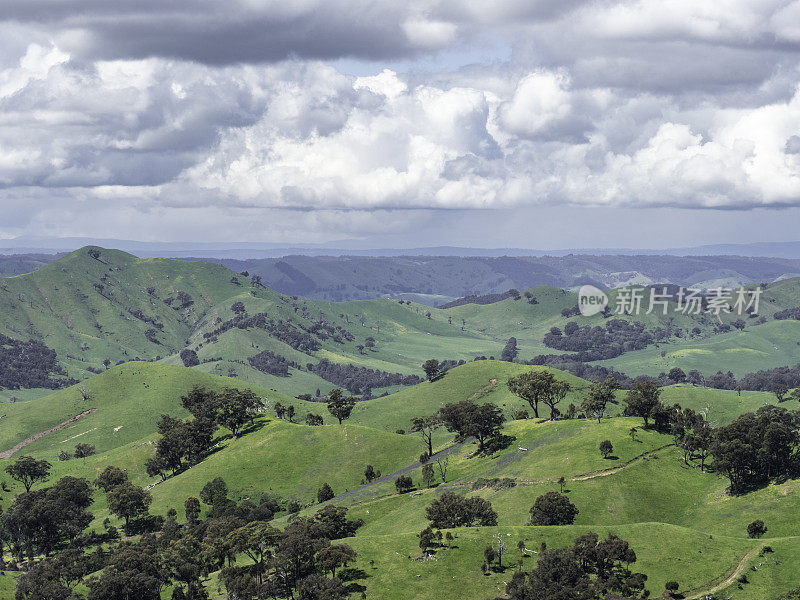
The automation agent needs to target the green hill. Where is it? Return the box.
[3,361,800,599]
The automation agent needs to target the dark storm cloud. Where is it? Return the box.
[0,0,429,64]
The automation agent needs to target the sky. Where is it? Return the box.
[1,1,800,249]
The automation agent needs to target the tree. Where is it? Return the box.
[305,413,323,426]
[419,526,436,553]
[5,455,51,492]
[747,519,767,538]
[217,388,260,436]
[422,359,441,381]
[528,492,579,525]
[410,414,440,457]
[184,497,201,525]
[317,483,335,503]
[599,440,613,458]
[364,465,379,483]
[226,522,280,583]
[180,349,200,367]
[581,376,620,424]
[435,455,449,484]
[508,371,569,419]
[86,543,167,600]
[326,388,355,425]
[439,400,504,453]
[426,491,498,528]
[74,443,96,465]
[665,581,680,597]
[317,544,357,577]
[542,380,571,420]
[395,475,413,493]
[94,465,128,492]
[668,367,687,383]
[623,379,662,426]
[501,337,519,362]
[106,482,152,530]
[773,384,789,402]
[422,463,435,488]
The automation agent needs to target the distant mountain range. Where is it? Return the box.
[6,235,800,259]
[4,244,800,304]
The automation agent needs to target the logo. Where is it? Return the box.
[578,285,609,316]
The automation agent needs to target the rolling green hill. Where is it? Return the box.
[2,360,800,599]
[4,247,800,407]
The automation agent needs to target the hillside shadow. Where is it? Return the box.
[479,434,516,456]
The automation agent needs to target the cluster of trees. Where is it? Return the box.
[145,387,262,481]
[543,320,654,362]
[710,406,800,493]
[773,306,800,320]
[202,313,322,353]
[528,357,635,388]
[438,289,520,309]
[248,350,300,377]
[0,333,76,390]
[308,359,421,394]
[504,532,648,600]
[9,469,362,600]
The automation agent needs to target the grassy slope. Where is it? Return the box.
[594,319,800,377]
[4,357,800,599]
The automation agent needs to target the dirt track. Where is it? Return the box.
[0,409,97,459]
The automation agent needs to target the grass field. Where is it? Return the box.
[3,343,800,599]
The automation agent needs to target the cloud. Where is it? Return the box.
[2,2,800,242]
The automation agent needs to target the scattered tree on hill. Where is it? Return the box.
[179,349,200,367]
[426,491,498,528]
[395,475,413,493]
[422,359,441,381]
[364,465,379,483]
[581,375,620,423]
[317,483,335,503]
[5,455,51,492]
[508,370,570,420]
[305,413,324,426]
[623,379,662,427]
[326,388,356,424]
[74,443,96,465]
[747,519,767,538]
[528,492,579,525]
[711,405,800,493]
[217,388,260,437]
[94,465,128,492]
[599,440,613,458]
[422,463,435,488]
[410,414,441,457]
[438,399,504,453]
[501,337,519,362]
[774,384,790,402]
[669,367,687,383]
[106,482,152,531]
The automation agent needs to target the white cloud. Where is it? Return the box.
[2,2,800,241]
